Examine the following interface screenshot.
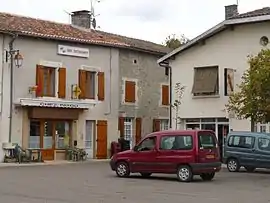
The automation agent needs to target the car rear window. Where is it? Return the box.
[198,132,216,149]
[160,135,193,150]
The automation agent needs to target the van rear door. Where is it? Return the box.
[197,131,220,163]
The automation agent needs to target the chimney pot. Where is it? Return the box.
[71,10,91,29]
[225,4,238,20]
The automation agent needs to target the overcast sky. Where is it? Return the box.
[1,0,269,44]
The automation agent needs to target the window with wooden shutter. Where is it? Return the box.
[36,65,44,97]
[58,67,66,98]
[153,119,161,132]
[36,65,55,97]
[135,118,142,144]
[78,70,86,99]
[118,117,125,138]
[125,80,136,103]
[98,72,105,101]
[161,85,169,105]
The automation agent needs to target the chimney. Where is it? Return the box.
[225,4,238,20]
[71,10,91,29]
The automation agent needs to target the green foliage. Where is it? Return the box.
[226,49,270,124]
[172,82,185,129]
[164,34,189,49]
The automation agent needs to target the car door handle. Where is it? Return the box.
[251,149,256,152]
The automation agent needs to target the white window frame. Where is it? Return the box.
[124,118,133,149]
[159,83,170,107]
[160,119,169,131]
[121,77,138,105]
[38,60,63,98]
[79,65,102,101]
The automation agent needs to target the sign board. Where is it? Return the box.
[58,45,89,58]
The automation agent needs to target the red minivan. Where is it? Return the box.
[110,130,221,182]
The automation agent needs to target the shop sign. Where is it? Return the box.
[39,102,79,108]
[58,45,90,58]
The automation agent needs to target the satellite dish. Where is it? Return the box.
[92,18,96,29]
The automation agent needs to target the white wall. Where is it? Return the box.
[170,21,270,131]
[0,36,120,160]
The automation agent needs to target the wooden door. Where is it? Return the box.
[135,118,142,144]
[96,120,108,159]
[40,120,55,161]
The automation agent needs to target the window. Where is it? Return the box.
[36,65,58,97]
[224,68,234,96]
[78,70,105,100]
[228,135,255,149]
[55,121,71,149]
[192,66,219,96]
[161,85,169,105]
[258,137,270,152]
[198,132,216,149]
[29,121,41,148]
[125,80,136,103]
[137,137,156,151]
[160,119,169,131]
[160,135,193,150]
[124,118,133,149]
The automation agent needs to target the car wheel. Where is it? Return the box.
[227,158,240,172]
[200,173,215,181]
[177,165,193,182]
[116,162,130,178]
[140,173,152,177]
[244,166,256,172]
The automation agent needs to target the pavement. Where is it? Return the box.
[0,161,269,203]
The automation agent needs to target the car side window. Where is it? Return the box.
[228,135,255,149]
[137,137,156,151]
[160,135,193,150]
[258,137,270,152]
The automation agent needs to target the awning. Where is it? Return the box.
[14,98,98,109]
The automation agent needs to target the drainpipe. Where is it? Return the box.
[104,48,112,115]
[158,61,172,129]
[8,33,18,142]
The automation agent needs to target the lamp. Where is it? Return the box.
[14,52,23,68]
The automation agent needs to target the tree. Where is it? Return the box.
[164,34,189,49]
[226,49,270,131]
[171,82,185,129]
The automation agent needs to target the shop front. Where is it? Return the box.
[16,98,96,160]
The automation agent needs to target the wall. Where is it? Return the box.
[170,21,270,131]
[119,50,169,136]
[0,36,120,160]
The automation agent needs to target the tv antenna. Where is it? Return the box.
[90,0,101,29]
[64,10,72,23]
[236,0,239,5]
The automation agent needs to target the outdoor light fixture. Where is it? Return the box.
[6,50,23,68]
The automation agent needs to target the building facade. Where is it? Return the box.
[0,11,168,161]
[158,6,270,142]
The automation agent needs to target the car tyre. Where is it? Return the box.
[176,165,193,182]
[244,166,256,172]
[116,161,130,178]
[200,173,215,181]
[140,173,152,178]
[227,158,240,172]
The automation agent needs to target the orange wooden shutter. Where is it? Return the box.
[135,118,142,144]
[96,120,108,159]
[98,72,105,101]
[58,67,66,98]
[78,70,86,99]
[153,119,161,132]
[36,65,44,97]
[118,117,125,137]
[162,85,169,105]
[125,81,136,103]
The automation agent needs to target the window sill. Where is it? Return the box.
[122,101,138,106]
[159,104,170,108]
[192,95,220,99]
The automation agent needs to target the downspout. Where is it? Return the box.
[8,33,18,142]
[1,35,5,113]
[105,48,112,115]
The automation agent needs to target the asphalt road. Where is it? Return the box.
[0,162,269,203]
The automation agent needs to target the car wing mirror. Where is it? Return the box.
[133,146,139,152]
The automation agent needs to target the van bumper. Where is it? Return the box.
[190,162,222,173]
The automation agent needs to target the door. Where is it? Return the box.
[130,136,157,172]
[85,120,94,159]
[96,120,108,159]
[42,121,55,160]
[218,124,229,160]
[255,137,270,168]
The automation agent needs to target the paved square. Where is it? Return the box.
[0,162,269,203]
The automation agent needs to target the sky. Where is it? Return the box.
[1,0,270,44]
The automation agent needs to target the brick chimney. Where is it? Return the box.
[71,10,91,29]
[225,4,238,20]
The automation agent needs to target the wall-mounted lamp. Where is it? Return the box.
[6,49,24,68]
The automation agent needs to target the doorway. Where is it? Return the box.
[217,124,229,161]
[29,120,72,160]
[85,120,95,159]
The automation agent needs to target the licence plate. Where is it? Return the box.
[206,154,215,159]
